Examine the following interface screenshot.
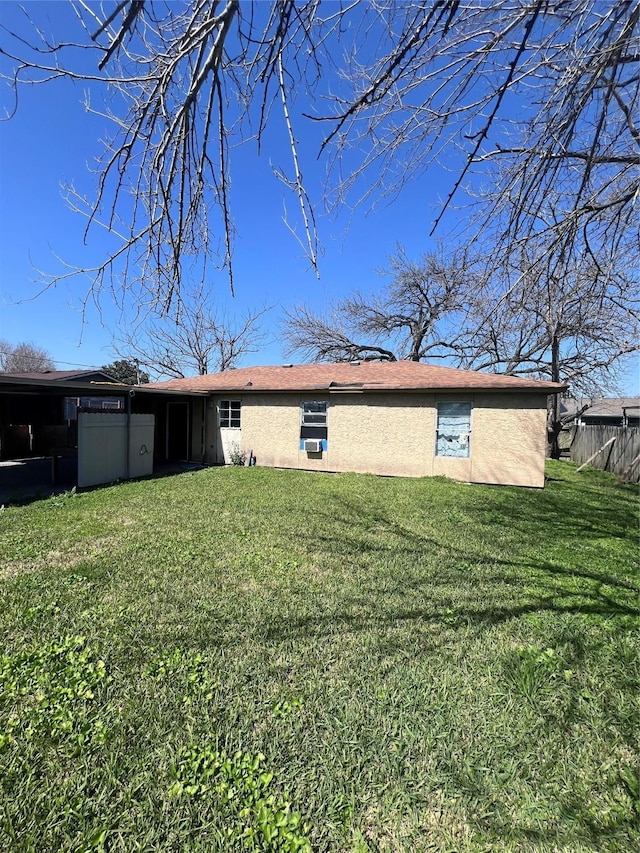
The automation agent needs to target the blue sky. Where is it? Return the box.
[0,2,456,374]
[0,2,637,392]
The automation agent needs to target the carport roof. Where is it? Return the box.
[0,375,207,396]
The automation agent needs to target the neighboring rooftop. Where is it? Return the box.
[0,369,117,383]
[561,397,640,419]
[147,362,566,394]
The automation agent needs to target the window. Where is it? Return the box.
[64,396,124,421]
[436,401,471,458]
[301,401,328,427]
[219,400,241,428]
[300,400,328,449]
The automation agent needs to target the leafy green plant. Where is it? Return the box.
[0,635,108,749]
[272,696,304,719]
[169,744,311,851]
[142,648,216,704]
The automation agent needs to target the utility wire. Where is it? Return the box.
[0,347,106,370]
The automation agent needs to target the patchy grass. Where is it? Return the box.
[0,461,638,852]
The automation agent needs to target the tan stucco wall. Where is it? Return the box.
[469,392,548,487]
[202,390,549,487]
[329,393,436,477]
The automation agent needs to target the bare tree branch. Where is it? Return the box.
[114,292,270,378]
[1,1,637,310]
[282,246,473,363]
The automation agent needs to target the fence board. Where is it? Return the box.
[570,425,640,482]
[78,412,155,488]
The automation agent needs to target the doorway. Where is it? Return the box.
[166,402,190,461]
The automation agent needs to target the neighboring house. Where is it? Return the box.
[2,369,119,382]
[148,362,565,488]
[560,397,640,428]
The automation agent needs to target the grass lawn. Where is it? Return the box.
[0,461,638,852]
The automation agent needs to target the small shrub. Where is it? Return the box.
[228,443,246,466]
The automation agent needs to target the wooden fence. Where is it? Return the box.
[570,425,640,482]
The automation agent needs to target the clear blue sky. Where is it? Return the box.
[0,2,637,393]
[0,2,455,373]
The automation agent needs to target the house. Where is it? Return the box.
[147,362,565,488]
[3,369,119,383]
[560,397,640,428]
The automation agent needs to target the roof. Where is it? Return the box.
[561,397,640,418]
[0,374,207,397]
[1,369,116,382]
[146,362,566,394]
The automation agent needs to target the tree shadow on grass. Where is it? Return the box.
[261,481,638,644]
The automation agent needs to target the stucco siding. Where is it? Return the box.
[470,392,548,487]
[242,394,310,469]
[205,389,549,487]
[329,393,435,477]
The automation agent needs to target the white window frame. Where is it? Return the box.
[301,400,328,427]
[435,401,472,458]
[219,399,241,429]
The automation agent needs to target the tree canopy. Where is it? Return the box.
[101,358,150,384]
[114,297,268,378]
[283,248,472,364]
[2,1,637,309]
[283,244,639,398]
[0,341,56,373]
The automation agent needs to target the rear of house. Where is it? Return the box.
[149,362,564,488]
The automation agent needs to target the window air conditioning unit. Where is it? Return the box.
[304,439,323,453]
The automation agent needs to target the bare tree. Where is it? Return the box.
[456,246,640,456]
[283,247,472,363]
[115,297,269,378]
[1,2,637,309]
[0,341,56,373]
[284,238,639,456]
[459,257,639,393]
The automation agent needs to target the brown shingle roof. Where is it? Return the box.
[146,362,565,394]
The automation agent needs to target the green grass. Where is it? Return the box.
[0,461,638,852]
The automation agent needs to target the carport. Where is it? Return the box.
[0,375,208,500]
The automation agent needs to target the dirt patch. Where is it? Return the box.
[0,537,116,581]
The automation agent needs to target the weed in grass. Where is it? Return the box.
[142,648,216,704]
[170,744,311,851]
[25,599,61,621]
[0,635,108,749]
[272,696,304,719]
[501,645,569,705]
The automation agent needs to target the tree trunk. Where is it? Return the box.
[548,333,562,460]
